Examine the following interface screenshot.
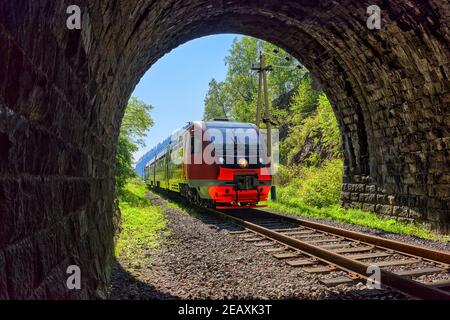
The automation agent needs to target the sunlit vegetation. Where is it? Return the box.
[203,36,343,205]
[203,36,306,124]
[115,180,169,262]
[114,98,161,264]
[113,36,445,249]
[116,98,154,193]
[267,201,445,241]
[277,159,343,208]
[201,36,448,240]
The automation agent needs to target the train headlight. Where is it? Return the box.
[218,157,225,164]
[238,158,249,168]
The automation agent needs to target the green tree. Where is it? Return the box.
[289,77,321,125]
[209,36,305,124]
[224,37,259,122]
[201,36,340,167]
[120,97,154,146]
[203,79,230,120]
[280,92,341,165]
[116,97,154,191]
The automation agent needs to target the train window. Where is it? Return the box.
[190,134,201,154]
[207,127,260,158]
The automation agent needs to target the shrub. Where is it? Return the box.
[276,159,343,208]
[298,159,343,207]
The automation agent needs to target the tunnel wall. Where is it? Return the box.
[0,1,116,299]
[0,0,449,299]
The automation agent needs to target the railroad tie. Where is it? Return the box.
[271,227,305,232]
[320,276,354,287]
[394,267,444,277]
[332,246,374,254]
[254,242,277,247]
[319,243,350,249]
[303,265,336,274]
[426,279,450,291]
[304,238,342,244]
[264,247,287,253]
[206,207,450,299]
[279,230,315,236]
[238,233,257,238]
[345,252,391,260]
[293,233,326,239]
[228,230,249,235]
[273,252,300,259]
[286,259,317,267]
[369,259,420,267]
[244,237,266,242]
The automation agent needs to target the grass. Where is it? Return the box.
[165,199,189,213]
[273,159,449,242]
[114,176,448,258]
[267,191,449,242]
[115,180,169,263]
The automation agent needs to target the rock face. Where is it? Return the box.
[291,130,335,166]
[0,0,449,299]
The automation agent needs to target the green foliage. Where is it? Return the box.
[115,181,168,262]
[201,36,340,167]
[120,97,154,147]
[203,79,230,120]
[295,159,343,208]
[197,37,446,240]
[290,76,321,119]
[116,135,138,191]
[277,159,343,208]
[267,199,443,241]
[202,36,305,124]
[281,90,341,165]
[116,97,154,193]
[276,164,303,186]
[271,159,447,241]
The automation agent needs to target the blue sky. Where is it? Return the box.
[131,34,241,161]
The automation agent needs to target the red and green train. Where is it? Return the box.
[142,119,272,208]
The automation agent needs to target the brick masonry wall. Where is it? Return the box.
[0,0,448,299]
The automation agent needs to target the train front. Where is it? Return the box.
[202,121,272,208]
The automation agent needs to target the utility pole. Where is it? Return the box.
[251,51,272,157]
[255,52,264,128]
[252,48,302,202]
[262,56,272,158]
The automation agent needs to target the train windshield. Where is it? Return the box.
[204,124,268,166]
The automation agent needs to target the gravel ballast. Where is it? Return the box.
[108,192,432,300]
[263,208,450,252]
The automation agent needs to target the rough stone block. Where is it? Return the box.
[0,251,8,299]
[362,203,375,212]
[393,206,409,217]
[4,239,35,299]
[376,204,393,215]
[408,208,424,219]
[340,192,350,201]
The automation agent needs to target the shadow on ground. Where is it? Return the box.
[143,189,404,300]
[109,259,176,300]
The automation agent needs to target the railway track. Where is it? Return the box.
[200,207,450,300]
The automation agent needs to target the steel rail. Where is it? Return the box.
[256,209,450,265]
[206,208,450,300]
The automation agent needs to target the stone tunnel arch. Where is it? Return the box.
[0,0,449,299]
